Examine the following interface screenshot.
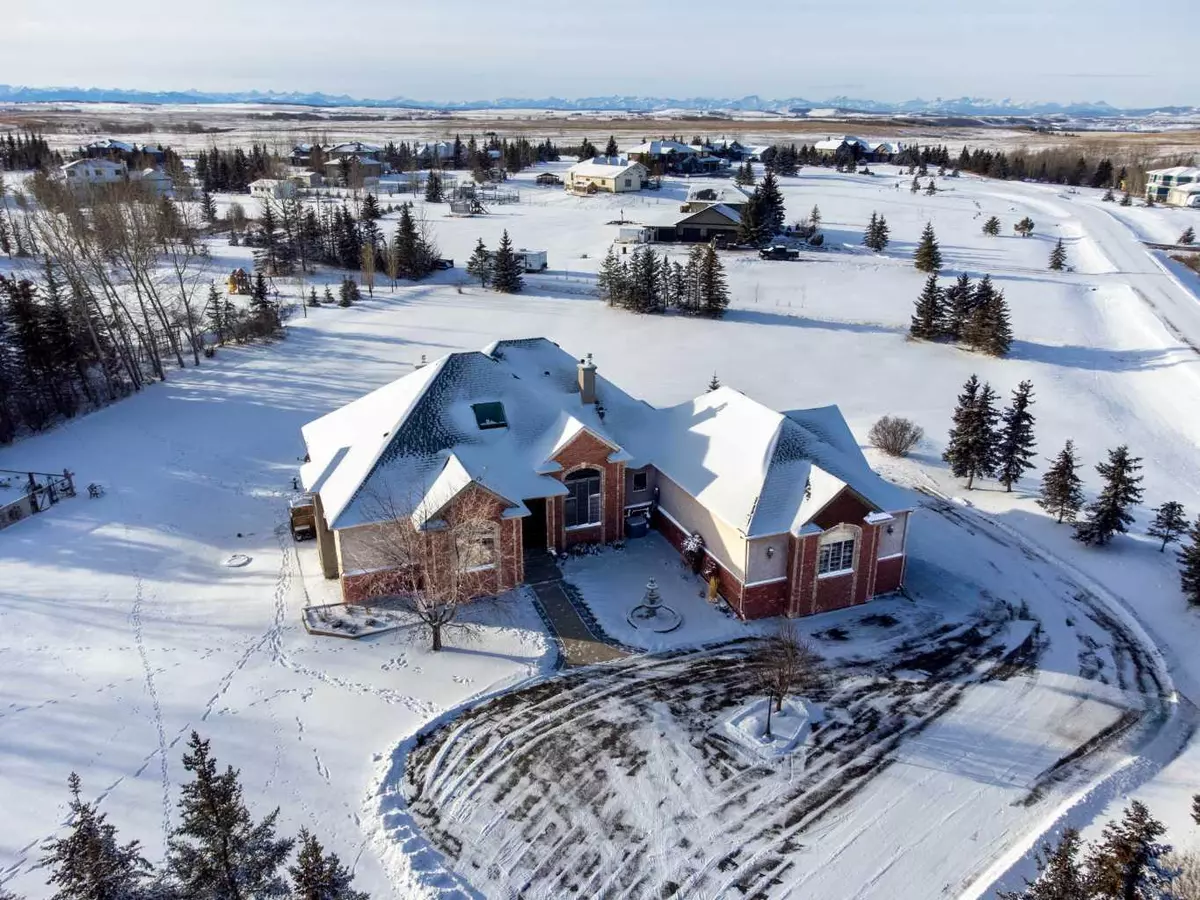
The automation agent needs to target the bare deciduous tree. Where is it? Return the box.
[869,415,924,457]
[751,620,823,739]
[354,485,510,651]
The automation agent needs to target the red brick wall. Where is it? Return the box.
[814,572,856,613]
[741,580,789,619]
[339,487,521,605]
[549,430,625,549]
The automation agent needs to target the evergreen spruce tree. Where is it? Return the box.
[1181,515,1200,607]
[914,222,942,273]
[466,238,492,287]
[1014,216,1036,237]
[943,273,974,341]
[698,243,729,318]
[924,178,937,196]
[737,196,771,247]
[1074,445,1144,546]
[490,230,524,294]
[307,287,319,307]
[962,275,1012,356]
[874,214,889,250]
[1084,801,1175,899]
[288,830,367,900]
[998,828,1087,900]
[424,170,443,203]
[603,135,619,158]
[1102,188,1115,202]
[756,170,786,234]
[911,175,921,194]
[41,773,151,900]
[909,274,945,340]
[1038,440,1085,523]
[809,204,821,230]
[863,212,881,250]
[200,189,218,225]
[1049,238,1067,271]
[323,285,334,304]
[982,216,1001,236]
[166,732,294,900]
[1178,226,1195,245]
[1147,501,1187,552]
[0,213,11,257]
[942,374,1000,489]
[205,283,226,344]
[707,372,721,392]
[1120,192,1133,207]
[996,380,1037,491]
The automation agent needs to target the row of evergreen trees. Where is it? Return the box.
[370,135,559,176]
[193,145,277,193]
[1001,798,1198,899]
[242,195,439,286]
[0,131,60,171]
[14,732,367,900]
[942,374,1200,602]
[910,272,1013,356]
[596,243,729,318]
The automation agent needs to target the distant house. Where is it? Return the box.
[323,155,383,187]
[133,167,173,196]
[287,168,323,188]
[535,172,563,186]
[1146,167,1200,205]
[1167,183,1200,209]
[565,156,648,193]
[327,141,383,161]
[695,139,751,161]
[290,143,321,167]
[869,141,903,163]
[82,138,135,159]
[814,136,901,163]
[299,338,913,620]
[681,183,752,214]
[249,178,297,200]
[416,141,456,165]
[61,158,127,189]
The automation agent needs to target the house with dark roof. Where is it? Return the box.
[300,339,914,619]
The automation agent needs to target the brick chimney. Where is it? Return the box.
[577,354,597,405]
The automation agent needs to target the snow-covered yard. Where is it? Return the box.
[2,162,1200,898]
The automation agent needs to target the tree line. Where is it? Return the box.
[0,732,367,900]
[0,131,60,171]
[596,242,729,318]
[943,374,1200,605]
[1001,798,1199,899]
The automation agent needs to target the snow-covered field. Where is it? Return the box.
[2,162,1200,898]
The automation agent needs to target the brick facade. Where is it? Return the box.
[548,430,625,550]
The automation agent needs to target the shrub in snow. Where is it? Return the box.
[682,532,706,573]
[868,416,924,457]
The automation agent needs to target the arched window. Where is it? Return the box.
[564,469,602,529]
[818,527,857,577]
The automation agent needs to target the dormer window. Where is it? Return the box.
[472,402,507,430]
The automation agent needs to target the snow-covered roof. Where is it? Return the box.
[685,183,752,206]
[615,388,911,538]
[1170,183,1200,194]
[85,138,135,153]
[1147,166,1200,179]
[138,167,171,180]
[302,340,912,536]
[871,141,903,154]
[678,204,742,225]
[249,178,284,187]
[566,156,645,178]
[328,141,381,155]
[62,158,125,171]
[628,140,697,157]
[814,135,871,152]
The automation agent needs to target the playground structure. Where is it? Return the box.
[227,268,252,294]
[0,468,77,531]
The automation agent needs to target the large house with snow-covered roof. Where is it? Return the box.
[299,339,914,620]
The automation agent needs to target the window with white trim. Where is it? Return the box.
[818,538,855,576]
[455,525,497,571]
[564,469,601,528]
[632,471,648,493]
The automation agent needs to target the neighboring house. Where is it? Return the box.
[327,141,383,161]
[324,155,384,186]
[565,156,648,193]
[1167,183,1200,209]
[249,178,297,200]
[133,167,173,196]
[814,135,872,157]
[61,158,127,189]
[640,204,742,243]
[869,141,903,162]
[290,143,321,166]
[300,338,913,619]
[287,168,324,188]
[417,141,456,164]
[1146,167,1200,204]
[82,138,135,158]
[681,183,752,214]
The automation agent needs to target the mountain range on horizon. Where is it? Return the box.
[1,84,1197,118]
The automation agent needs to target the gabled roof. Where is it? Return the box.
[328,141,381,154]
[566,156,646,178]
[63,158,125,170]
[677,204,742,226]
[301,341,913,537]
[628,139,697,157]
[814,135,871,151]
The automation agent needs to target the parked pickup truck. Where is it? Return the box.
[759,245,800,260]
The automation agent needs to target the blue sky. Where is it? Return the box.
[6,0,1193,107]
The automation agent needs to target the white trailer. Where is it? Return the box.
[515,249,548,271]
